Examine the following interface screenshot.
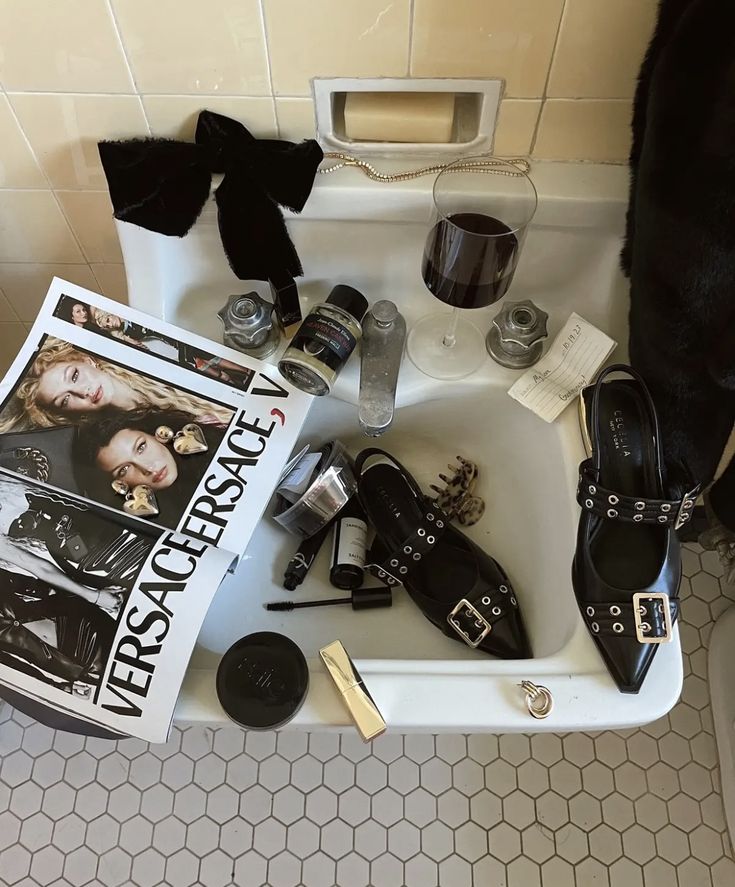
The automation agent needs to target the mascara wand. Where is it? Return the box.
[266,587,392,612]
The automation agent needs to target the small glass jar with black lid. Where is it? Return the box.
[278,284,369,396]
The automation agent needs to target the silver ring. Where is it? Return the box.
[520,681,553,720]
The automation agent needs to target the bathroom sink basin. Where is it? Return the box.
[117,161,684,732]
[177,361,683,732]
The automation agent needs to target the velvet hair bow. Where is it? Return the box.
[98,110,324,281]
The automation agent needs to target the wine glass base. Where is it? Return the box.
[407,312,487,381]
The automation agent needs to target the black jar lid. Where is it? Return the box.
[216,632,309,730]
[327,284,369,322]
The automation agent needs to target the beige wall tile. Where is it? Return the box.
[534,100,632,162]
[412,0,564,98]
[56,192,123,264]
[264,0,411,96]
[10,94,148,190]
[0,263,98,322]
[0,192,83,262]
[494,100,541,156]
[0,287,19,322]
[112,0,269,95]
[275,99,317,141]
[0,323,33,375]
[548,0,658,98]
[91,264,128,305]
[0,96,46,188]
[0,0,133,92]
[143,96,277,140]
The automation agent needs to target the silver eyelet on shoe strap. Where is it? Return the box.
[633,514,643,522]
[635,501,645,511]
[607,509,618,518]
[613,622,624,633]
[661,503,671,513]
[608,494,619,505]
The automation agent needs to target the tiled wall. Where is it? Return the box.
[0,0,656,362]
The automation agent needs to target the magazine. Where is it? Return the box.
[0,279,313,741]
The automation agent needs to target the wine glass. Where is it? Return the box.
[407,157,538,380]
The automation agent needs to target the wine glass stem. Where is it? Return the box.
[442,307,460,349]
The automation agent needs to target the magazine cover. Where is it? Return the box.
[0,278,313,556]
[0,472,234,741]
[0,278,315,740]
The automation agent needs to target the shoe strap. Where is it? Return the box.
[587,364,665,486]
[579,594,679,642]
[577,460,699,529]
[365,505,449,587]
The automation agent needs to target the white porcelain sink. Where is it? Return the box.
[117,161,683,733]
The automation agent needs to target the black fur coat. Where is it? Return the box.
[625,0,735,528]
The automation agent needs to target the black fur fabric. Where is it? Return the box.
[626,0,735,529]
[98,110,324,281]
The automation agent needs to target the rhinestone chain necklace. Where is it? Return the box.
[318,152,531,183]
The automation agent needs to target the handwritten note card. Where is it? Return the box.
[508,313,617,423]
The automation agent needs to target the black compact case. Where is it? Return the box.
[216,632,309,730]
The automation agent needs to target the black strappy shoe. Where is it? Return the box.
[355,448,531,659]
[573,364,699,693]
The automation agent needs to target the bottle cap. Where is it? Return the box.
[327,284,369,323]
[371,300,398,326]
[216,632,309,730]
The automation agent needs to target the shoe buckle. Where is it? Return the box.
[674,487,699,530]
[447,599,492,648]
[633,592,673,644]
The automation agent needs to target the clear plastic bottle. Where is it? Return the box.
[278,285,369,395]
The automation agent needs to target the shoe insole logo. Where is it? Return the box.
[608,409,632,457]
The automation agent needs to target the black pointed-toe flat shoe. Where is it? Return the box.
[573,364,698,693]
[355,448,531,659]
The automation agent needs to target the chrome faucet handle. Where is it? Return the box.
[359,300,406,437]
[217,292,281,360]
[486,299,549,369]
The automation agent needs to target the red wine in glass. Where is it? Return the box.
[421,212,519,309]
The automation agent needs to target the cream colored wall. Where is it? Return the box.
[0,0,657,364]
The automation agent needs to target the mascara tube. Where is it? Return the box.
[283,519,333,590]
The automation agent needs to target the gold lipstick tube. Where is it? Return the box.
[319,640,386,742]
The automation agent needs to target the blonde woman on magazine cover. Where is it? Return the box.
[0,338,233,432]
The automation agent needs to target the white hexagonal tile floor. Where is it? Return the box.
[0,543,734,886]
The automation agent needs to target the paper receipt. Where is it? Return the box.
[508,313,617,423]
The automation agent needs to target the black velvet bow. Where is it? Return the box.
[98,110,324,281]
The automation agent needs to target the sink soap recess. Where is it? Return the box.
[343,92,455,144]
[313,77,502,155]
